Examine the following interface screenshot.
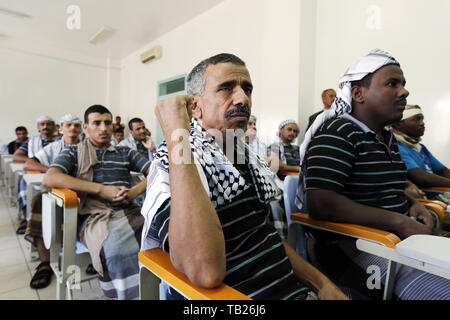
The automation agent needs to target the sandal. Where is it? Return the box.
[30,261,53,289]
[85,264,97,275]
[16,219,27,235]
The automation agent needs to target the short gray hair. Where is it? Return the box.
[321,88,336,98]
[186,53,246,96]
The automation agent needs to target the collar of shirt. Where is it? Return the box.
[40,136,59,142]
[92,143,118,153]
[281,141,297,148]
[341,113,375,134]
[341,113,394,148]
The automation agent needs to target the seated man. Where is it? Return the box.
[118,117,156,161]
[118,118,156,205]
[245,115,268,159]
[43,105,151,300]
[54,124,63,139]
[306,88,336,131]
[113,115,125,132]
[13,116,58,163]
[245,115,286,237]
[111,127,125,146]
[391,105,450,206]
[23,114,82,289]
[8,126,28,155]
[268,120,301,180]
[13,116,58,234]
[296,49,450,300]
[140,53,347,300]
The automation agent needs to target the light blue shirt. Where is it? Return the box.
[397,142,444,173]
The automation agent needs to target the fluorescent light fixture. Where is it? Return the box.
[89,26,114,44]
[0,8,32,19]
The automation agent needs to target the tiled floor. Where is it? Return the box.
[0,183,106,300]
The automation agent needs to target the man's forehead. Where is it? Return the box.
[407,114,424,121]
[88,112,112,122]
[205,63,251,83]
[374,64,405,80]
[63,121,81,126]
[132,121,145,129]
[38,120,54,125]
[284,123,298,130]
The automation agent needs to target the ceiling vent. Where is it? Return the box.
[140,46,162,64]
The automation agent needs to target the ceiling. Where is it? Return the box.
[0,0,225,60]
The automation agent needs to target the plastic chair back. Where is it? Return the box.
[283,175,308,259]
[283,175,300,226]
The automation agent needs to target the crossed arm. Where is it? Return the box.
[13,148,30,163]
[43,167,148,206]
[24,158,48,173]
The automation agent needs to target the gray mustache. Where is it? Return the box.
[225,105,250,119]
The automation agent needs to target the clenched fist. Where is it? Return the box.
[155,95,194,143]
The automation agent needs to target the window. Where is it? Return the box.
[155,74,186,145]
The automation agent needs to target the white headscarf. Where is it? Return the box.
[36,115,54,125]
[59,114,82,126]
[391,105,423,152]
[276,119,299,138]
[295,49,401,210]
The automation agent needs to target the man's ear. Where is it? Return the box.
[83,123,88,132]
[191,96,202,119]
[351,86,364,104]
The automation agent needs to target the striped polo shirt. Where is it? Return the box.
[50,144,151,190]
[305,113,409,214]
[148,166,310,300]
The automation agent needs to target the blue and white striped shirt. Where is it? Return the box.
[50,144,151,189]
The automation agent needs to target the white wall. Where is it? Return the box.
[314,0,450,165]
[297,0,318,141]
[119,0,301,147]
[0,41,120,147]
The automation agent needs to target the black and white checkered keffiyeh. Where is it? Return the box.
[295,49,401,210]
[141,117,281,250]
[166,118,278,205]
